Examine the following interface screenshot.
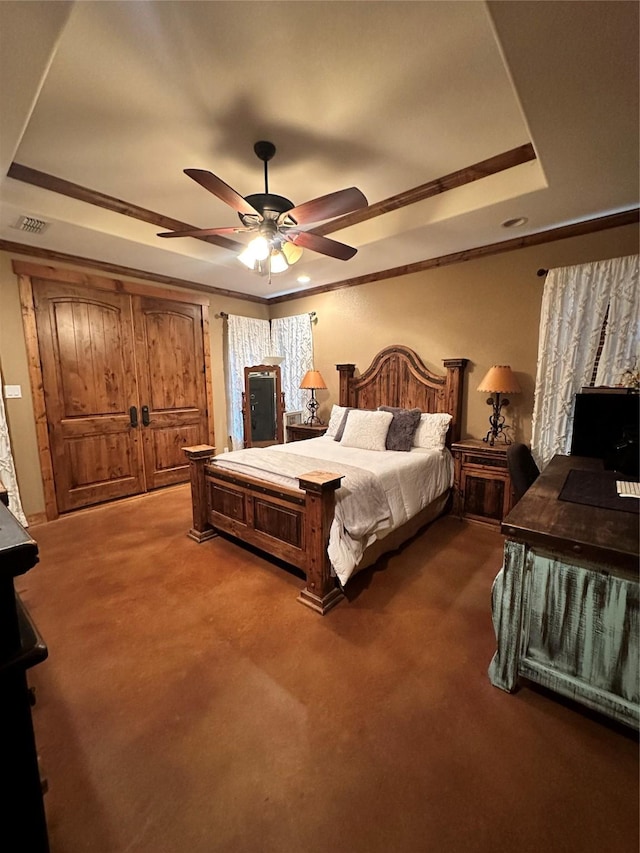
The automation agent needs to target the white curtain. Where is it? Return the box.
[594,255,640,386]
[270,314,314,413]
[0,378,27,527]
[226,313,315,447]
[226,315,271,450]
[531,255,639,468]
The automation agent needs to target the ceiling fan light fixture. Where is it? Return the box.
[269,249,288,274]
[238,247,257,269]
[282,241,303,265]
[248,234,270,261]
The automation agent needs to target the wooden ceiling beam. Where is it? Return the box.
[268,208,640,303]
[0,239,267,303]
[3,208,636,307]
[8,144,536,249]
[7,162,241,252]
[312,143,537,236]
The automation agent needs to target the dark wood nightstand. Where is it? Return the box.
[286,423,328,442]
[451,439,514,526]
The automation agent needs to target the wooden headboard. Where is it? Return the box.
[337,345,468,444]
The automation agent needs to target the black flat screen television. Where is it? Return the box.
[570,391,639,475]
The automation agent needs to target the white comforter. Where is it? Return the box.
[210,437,453,585]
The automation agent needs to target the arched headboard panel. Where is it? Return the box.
[337,345,467,444]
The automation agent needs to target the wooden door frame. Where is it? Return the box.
[14,261,214,520]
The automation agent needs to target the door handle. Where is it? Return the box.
[129,406,138,428]
[141,405,150,427]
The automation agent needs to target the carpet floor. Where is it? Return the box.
[18,485,639,853]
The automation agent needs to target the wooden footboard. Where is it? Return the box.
[183,446,345,614]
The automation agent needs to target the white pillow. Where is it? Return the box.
[325,405,348,438]
[340,409,393,451]
[413,412,452,450]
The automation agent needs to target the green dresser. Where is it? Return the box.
[489,454,639,729]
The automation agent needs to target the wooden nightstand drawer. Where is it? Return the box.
[463,453,506,469]
[451,440,514,526]
[286,424,328,442]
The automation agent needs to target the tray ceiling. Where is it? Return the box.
[0,1,637,299]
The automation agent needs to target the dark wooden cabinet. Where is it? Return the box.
[451,440,514,526]
[0,497,50,851]
[286,424,328,442]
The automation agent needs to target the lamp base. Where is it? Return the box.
[482,395,512,447]
[482,426,512,447]
[304,392,324,426]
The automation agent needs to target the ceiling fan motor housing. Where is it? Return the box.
[239,193,296,227]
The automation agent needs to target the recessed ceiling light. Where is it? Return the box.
[297,274,311,284]
[501,217,528,228]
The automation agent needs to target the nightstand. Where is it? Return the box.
[286,423,328,442]
[451,439,514,526]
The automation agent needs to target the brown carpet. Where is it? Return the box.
[18,485,639,853]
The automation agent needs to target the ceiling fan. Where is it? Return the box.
[157,141,368,274]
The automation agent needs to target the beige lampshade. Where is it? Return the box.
[299,369,327,390]
[477,365,521,394]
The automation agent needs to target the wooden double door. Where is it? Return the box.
[31,278,210,513]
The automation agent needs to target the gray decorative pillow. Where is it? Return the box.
[334,407,354,441]
[378,406,422,451]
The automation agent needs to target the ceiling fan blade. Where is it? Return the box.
[285,230,358,261]
[158,226,251,239]
[282,187,367,226]
[184,168,261,218]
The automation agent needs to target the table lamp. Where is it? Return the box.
[477,365,521,446]
[299,369,327,425]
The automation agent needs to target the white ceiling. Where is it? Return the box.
[0,1,638,300]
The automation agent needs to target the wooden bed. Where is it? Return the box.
[184,345,467,614]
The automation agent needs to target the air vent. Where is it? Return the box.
[14,215,50,235]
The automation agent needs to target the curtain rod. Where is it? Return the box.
[537,268,548,277]
[217,311,317,319]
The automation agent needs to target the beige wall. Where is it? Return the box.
[270,223,638,441]
[0,253,45,514]
[1,222,637,519]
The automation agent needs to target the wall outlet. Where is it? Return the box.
[3,385,22,399]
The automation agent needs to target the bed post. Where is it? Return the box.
[183,445,217,542]
[336,363,356,407]
[297,472,345,615]
[442,359,468,444]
